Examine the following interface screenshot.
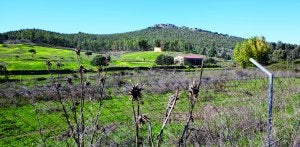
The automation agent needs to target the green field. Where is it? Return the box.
[111,51,185,67]
[0,44,206,71]
[0,44,97,70]
[0,68,299,146]
[1,44,299,146]
[0,44,187,70]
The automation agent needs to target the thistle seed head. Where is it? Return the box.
[129,85,143,101]
[79,65,85,74]
[85,82,91,86]
[136,114,150,126]
[67,77,73,85]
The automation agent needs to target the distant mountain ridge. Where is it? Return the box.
[0,24,244,59]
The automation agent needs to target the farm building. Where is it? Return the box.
[174,55,203,65]
[154,47,162,52]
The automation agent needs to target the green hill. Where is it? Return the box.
[0,24,243,59]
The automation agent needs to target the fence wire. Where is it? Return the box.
[0,67,300,146]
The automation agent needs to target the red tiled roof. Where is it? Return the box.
[177,55,203,59]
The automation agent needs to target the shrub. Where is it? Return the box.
[28,49,36,58]
[85,51,92,57]
[0,64,9,81]
[293,59,300,64]
[155,54,174,65]
[271,49,286,62]
[2,43,9,47]
[233,36,270,68]
[35,77,47,81]
[204,58,217,65]
[91,55,109,67]
[28,49,36,54]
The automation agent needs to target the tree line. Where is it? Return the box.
[233,36,300,68]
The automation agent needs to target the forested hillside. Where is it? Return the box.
[1,24,299,61]
[0,24,242,57]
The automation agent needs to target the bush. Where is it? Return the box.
[2,43,9,47]
[271,49,286,62]
[0,64,9,80]
[293,59,300,64]
[85,51,92,57]
[155,54,174,65]
[28,49,36,54]
[35,77,47,81]
[204,58,217,65]
[91,55,109,67]
[233,36,269,68]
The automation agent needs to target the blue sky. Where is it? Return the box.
[1,0,299,44]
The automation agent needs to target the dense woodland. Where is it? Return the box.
[0,24,299,61]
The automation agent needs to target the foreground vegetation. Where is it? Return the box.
[0,42,299,146]
[0,68,299,146]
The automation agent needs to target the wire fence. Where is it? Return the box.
[0,66,300,146]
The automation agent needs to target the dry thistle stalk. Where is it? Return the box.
[75,47,81,56]
[129,84,144,146]
[188,80,199,108]
[157,90,180,146]
[179,80,200,146]
[137,114,150,127]
[56,61,62,68]
[67,77,73,85]
[179,60,204,146]
[44,59,80,146]
[78,65,86,74]
[165,91,179,118]
[45,60,52,69]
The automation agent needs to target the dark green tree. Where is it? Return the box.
[271,49,286,62]
[204,57,217,65]
[207,48,217,57]
[288,46,300,61]
[138,40,150,51]
[91,55,109,67]
[154,39,161,47]
[155,54,174,65]
[200,48,207,55]
[85,51,92,57]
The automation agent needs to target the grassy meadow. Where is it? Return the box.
[1,68,300,146]
[0,44,188,70]
[0,44,99,70]
[0,44,299,146]
[111,51,188,67]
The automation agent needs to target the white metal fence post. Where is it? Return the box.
[249,58,274,147]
